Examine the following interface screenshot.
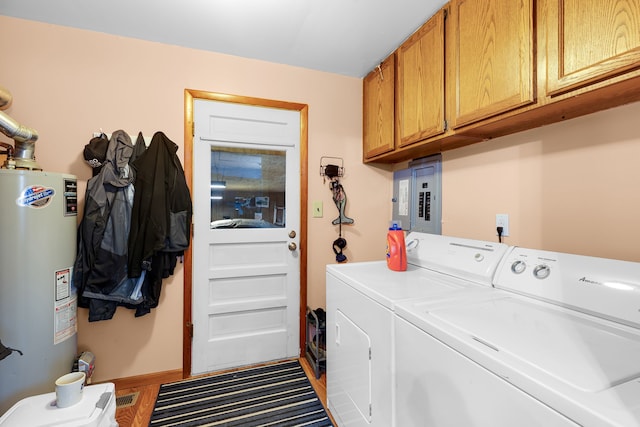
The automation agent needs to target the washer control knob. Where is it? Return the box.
[533,264,551,279]
[474,253,484,262]
[511,260,526,274]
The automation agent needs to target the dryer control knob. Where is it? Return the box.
[511,260,526,274]
[533,264,551,279]
[474,253,484,262]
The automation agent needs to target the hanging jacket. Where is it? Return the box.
[128,131,192,278]
[73,130,142,321]
[126,131,192,317]
[129,132,147,165]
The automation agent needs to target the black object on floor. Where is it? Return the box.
[149,359,333,426]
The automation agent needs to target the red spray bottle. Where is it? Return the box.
[386,221,407,271]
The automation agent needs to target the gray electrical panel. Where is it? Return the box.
[392,154,442,234]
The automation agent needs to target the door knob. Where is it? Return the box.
[289,230,296,238]
[288,242,297,251]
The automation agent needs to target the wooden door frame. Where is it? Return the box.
[182,89,309,378]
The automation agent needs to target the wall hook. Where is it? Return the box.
[320,156,344,179]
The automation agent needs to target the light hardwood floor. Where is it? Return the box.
[114,358,332,426]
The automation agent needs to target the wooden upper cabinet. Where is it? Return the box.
[363,54,395,160]
[363,0,640,164]
[451,0,536,128]
[396,8,446,148]
[544,0,640,97]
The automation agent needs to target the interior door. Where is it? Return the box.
[191,97,302,374]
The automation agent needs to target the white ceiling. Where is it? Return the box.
[0,0,447,78]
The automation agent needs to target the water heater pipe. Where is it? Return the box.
[0,85,40,170]
[0,110,38,144]
[0,85,38,143]
[0,85,12,110]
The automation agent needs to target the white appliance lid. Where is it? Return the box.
[0,382,115,427]
[430,295,640,392]
[327,261,477,310]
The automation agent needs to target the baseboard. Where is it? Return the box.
[107,369,184,390]
[104,357,323,391]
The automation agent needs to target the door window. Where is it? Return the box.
[210,147,286,229]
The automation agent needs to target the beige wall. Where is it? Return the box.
[3,15,640,384]
[442,101,640,263]
[0,16,392,383]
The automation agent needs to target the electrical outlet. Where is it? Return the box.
[313,201,323,218]
[496,214,509,237]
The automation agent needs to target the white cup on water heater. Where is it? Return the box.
[55,372,86,408]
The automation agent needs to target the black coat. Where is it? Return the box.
[128,131,192,279]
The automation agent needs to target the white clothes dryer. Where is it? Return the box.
[326,232,508,427]
[395,246,640,426]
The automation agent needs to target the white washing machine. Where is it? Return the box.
[0,382,118,427]
[326,232,509,427]
[395,246,640,426]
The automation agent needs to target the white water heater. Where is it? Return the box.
[0,169,78,414]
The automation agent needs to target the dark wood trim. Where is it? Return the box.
[298,104,309,356]
[109,369,183,390]
[182,89,309,378]
[182,89,195,379]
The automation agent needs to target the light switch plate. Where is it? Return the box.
[313,201,323,218]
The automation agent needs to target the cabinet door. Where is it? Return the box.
[396,9,446,148]
[363,55,395,159]
[545,0,640,96]
[452,0,535,127]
